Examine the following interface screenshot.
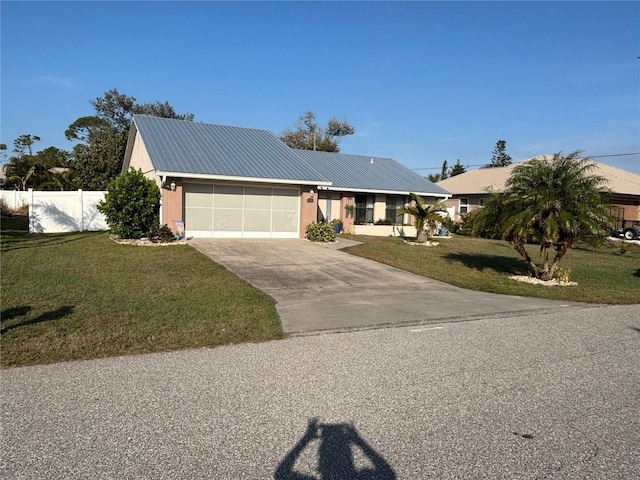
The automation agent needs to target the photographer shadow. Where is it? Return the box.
[275,418,396,480]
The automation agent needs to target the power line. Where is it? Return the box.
[411,152,640,171]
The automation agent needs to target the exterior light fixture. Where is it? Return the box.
[170,182,176,191]
[310,189,315,199]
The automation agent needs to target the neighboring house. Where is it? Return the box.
[436,155,640,229]
[123,115,450,239]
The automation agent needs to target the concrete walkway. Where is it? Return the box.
[189,238,581,333]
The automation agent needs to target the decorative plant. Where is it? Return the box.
[344,204,354,218]
[396,193,447,243]
[98,167,160,239]
[305,221,336,242]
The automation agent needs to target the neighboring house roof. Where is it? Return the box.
[127,115,329,185]
[125,115,447,197]
[436,155,640,196]
[294,150,449,197]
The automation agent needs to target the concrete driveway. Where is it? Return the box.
[189,238,581,333]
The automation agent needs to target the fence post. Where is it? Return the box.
[78,189,84,231]
[28,188,34,233]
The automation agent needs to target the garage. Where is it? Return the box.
[183,183,300,238]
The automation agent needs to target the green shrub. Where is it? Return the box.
[305,221,336,242]
[98,168,160,239]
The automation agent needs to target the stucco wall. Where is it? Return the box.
[373,194,386,222]
[128,131,157,184]
[300,189,317,237]
[161,179,183,232]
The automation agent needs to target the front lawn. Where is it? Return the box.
[1,217,283,368]
[342,234,640,304]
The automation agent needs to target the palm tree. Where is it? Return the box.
[479,152,613,281]
[397,193,448,243]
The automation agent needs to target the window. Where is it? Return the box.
[459,198,469,215]
[479,197,485,207]
[355,195,374,224]
[385,195,406,223]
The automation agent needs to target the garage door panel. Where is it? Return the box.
[185,207,213,231]
[272,188,299,210]
[214,185,244,208]
[272,211,298,232]
[184,184,214,207]
[244,209,271,232]
[244,186,271,209]
[214,208,243,231]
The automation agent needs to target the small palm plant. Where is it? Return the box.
[397,193,447,242]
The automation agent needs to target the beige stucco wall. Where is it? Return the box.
[128,131,158,185]
[373,194,386,222]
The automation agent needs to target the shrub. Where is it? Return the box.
[374,218,394,225]
[98,168,160,239]
[305,221,336,242]
[553,267,572,283]
[149,224,176,243]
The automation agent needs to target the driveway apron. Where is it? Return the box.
[189,238,579,333]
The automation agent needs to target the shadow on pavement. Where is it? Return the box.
[274,418,396,480]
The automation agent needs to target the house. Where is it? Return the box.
[436,155,640,229]
[122,115,450,239]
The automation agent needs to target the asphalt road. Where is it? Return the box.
[2,304,639,479]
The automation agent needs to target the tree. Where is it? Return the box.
[473,152,613,281]
[428,159,466,182]
[4,134,73,191]
[449,159,467,176]
[97,168,161,239]
[485,140,512,168]
[280,111,354,152]
[13,134,41,157]
[397,193,448,242]
[67,89,194,190]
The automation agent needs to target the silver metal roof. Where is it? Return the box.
[127,115,449,196]
[294,150,449,196]
[130,115,327,183]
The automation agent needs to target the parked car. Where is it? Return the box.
[618,222,640,240]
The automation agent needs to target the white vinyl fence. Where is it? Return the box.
[0,189,108,233]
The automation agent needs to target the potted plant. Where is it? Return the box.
[330,218,343,234]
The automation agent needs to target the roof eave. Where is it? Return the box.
[318,185,450,198]
[155,170,332,187]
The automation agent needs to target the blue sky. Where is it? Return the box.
[2,1,639,174]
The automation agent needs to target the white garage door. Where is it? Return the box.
[183,183,300,238]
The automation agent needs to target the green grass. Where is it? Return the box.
[341,234,640,304]
[1,216,283,368]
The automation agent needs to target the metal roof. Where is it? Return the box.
[129,115,327,183]
[294,150,449,196]
[127,115,449,196]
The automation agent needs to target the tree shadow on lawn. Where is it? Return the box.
[0,231,96,253]
[1,305,74,335]
[444,252,529,276]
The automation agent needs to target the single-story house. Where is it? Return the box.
[123,115,450,239]
[436,155,640,230]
